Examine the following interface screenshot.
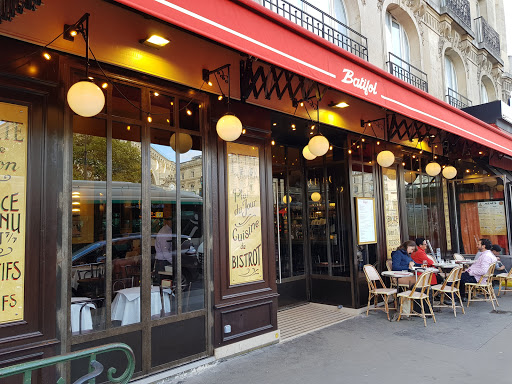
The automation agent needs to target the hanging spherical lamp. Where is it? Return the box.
[496,184,505,192]
[404,171,417,184]
[216,113,242,141]
[302,145,317,160]
[282,195,292,204]
[308,135,329,157]
[311,192,321,202]
[376,150,395,167]
[425,162,442,177]
[442,166,457,179]
[170,133,193,154]
[67,80,105,117]
[486,178,498,188]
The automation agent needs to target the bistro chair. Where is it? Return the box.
[363,264,397,321]
[385,259,409,292]
[431,266,465,317]
[494,268,512,297]
[397,271,436,327]
[466,263,499,310]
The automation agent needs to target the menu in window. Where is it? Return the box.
[382,168,401,258]
[0,103,27,324]
[478,201,507,236]
[356,197,377,244]
[227,143,263,285]
[442,179,452,250]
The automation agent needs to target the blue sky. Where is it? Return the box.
[151,144,201,163]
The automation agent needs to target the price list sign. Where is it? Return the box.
[227,143,263,285]
[0,103,27,324]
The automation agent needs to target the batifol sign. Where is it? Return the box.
[0,102,27,324]
[227,142,263,286]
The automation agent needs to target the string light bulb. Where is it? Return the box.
[43,52,51,60]
[186,109,192,116]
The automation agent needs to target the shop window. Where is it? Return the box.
[112,83,141,120]
[179,100,200,131]
[150,92,175,126]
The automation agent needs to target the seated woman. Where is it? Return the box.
[391,240,418,288]
[491,244,507,276]
[411,237,440,285]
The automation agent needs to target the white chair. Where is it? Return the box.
[363,264,397,321]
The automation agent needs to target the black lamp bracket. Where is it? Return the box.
[64,13,91,77]
[203,64,232,108]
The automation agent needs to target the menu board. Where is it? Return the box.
[0,103,27,324]
[478,201,507,236]
[356,197,377,245]
[227,143,263,285]
[382,168,400,258]
[442,179,452,250]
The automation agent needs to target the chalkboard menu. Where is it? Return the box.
[0,103,27,324]
[227,143,263,285]
[356,197,377,245]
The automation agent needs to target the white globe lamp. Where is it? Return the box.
[216,114,242,141]
[308,135,329,157]
[442,166,457,179]
[170,133,193,154]
[67,80,105,117]
[496,184,505,192]
[302,146,317,160]
[311,192,321,202]
[425,162,441,177]
[376,150,395,167]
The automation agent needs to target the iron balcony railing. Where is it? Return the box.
[446,87,472,109]
[387,52,428,92]
[0,343,135,384]
[261,0,368,61]
[440,0,471,31]
[474,16,501,60]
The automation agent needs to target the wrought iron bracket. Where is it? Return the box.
[0,0,41,23]
[240,57,328,106]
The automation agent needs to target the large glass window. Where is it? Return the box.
[445,56,458,94]
[386,13,410,65]
[71,80,205,335]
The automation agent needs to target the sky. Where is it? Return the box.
[506,0,512,56]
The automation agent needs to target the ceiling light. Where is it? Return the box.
[332,102,349,108]
[142,34,170,48]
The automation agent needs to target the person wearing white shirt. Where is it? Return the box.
[154,217,173,283]
[459,238,497,302]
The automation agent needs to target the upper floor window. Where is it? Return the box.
[480,82,489,103]
[444,56,458,94]
[386,13,410,64]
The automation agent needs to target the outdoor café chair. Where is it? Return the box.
[385,259,409,292]
[397,271,436,327]
[466,263,499,310]
[495,267,512,297]
[363,264,397,321]
[431,266,465,317]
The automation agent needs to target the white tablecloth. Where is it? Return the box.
[71,298,96,333]
[111,286,171,326]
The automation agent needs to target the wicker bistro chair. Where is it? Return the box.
[495,268,512,297]
[431,266,465,317]
[385,259,409,292]
[397,271,436,327]
[466,263,499,310]
[363,264,397,321]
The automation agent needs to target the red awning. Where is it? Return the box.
[115,0,512,156]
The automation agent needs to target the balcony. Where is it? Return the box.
[387,53,428,92]
[446,87,472,109]
[440,0,472,32]
[474,17,501,62]
[260,0,368,61]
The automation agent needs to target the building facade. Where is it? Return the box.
[0,0,512,382]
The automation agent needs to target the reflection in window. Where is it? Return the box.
[71,116,107,334]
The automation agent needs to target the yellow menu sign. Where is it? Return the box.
[0,103,27,324]
[227,143,263,286]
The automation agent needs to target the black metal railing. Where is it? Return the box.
[261,0,368,61]
[440,0,471,31]
[474,16,501,60]
[387,52,428,92]
[446,87,472,109]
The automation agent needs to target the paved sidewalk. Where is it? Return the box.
[163,295,512,384]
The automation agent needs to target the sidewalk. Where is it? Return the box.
[159,294,512,384]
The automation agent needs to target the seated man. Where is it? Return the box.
[411,237,440,285]
[491,244,507,275]
[459,238,497,302]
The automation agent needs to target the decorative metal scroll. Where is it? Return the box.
[0,343,135,384]
[0,0,41,23]
[240,58,328,106]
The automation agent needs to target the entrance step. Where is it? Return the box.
[277,302,356,342]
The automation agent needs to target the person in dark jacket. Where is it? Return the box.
[391,240,417,288]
